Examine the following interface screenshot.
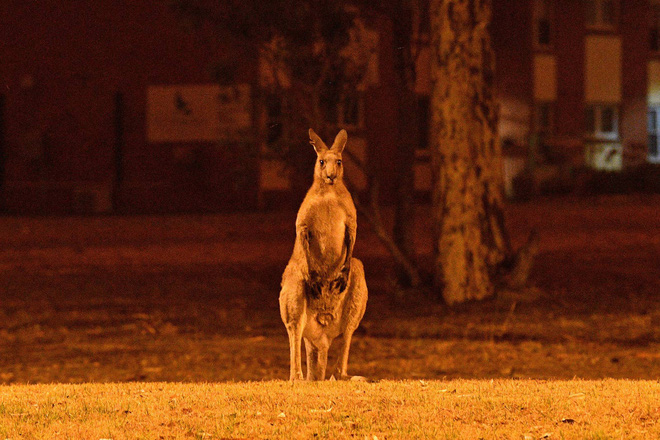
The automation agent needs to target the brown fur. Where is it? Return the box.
[279,129,368,381]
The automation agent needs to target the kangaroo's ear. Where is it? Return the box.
[331,129,348,153]
[309,128,328,154]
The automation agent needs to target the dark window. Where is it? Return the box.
[538,19,551,46]
[651,2,660,53]
[649,109,657,132]
[343,94,360,126]
[534,0,552,48]
[266,94,284,146]
[586,0,598,25]
[650,135,659,157]
[585,104,618,139]
[320,86,363,128]
[320,82,340,125]
[586,0,617,29]
[601,107,614,133]
[585,107,596,134]
[601,0,614,25]
[649,108,660,160]
[266,94,281,119]
[417,95,429,150]
[418,0,430,35]
[536,102,553,133]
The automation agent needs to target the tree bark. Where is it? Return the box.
[429,0,509,305]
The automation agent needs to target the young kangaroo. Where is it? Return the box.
[279,128,368,381]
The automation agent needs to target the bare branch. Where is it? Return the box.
[344,175,422,287]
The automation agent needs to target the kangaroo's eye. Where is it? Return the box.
[336,160,342,166]
[319,160,325,166]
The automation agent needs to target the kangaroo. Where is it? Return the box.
[279,128,368,381]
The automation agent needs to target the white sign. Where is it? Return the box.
[147,84,251,142]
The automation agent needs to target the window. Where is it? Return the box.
[417,95,430,151]
[585,0,616,30]
[535,102,554,135]
[320,88,364,129]
[534,0,553,48]
[415,0,430,36]
[535,102,555,163]
[585,104,618,140]
[265,93,284,147]
[651,1,660,53]
[649,107,660,162]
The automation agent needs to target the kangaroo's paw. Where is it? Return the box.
[333,268,349,292]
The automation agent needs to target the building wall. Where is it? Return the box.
[1,1,656,214]
[492,0,534,145]
[554,0,586,143]
[0,1,257,214]
[621,0,651,165]
[491,0,653,172]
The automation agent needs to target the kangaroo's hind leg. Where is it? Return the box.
[305,337,330,381]
[279,270,306,381]
[304,338,319,380]
[333,259,368,380]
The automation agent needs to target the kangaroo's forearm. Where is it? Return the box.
[343,225,356,268]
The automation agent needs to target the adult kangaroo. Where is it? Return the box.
[279,128,368,381]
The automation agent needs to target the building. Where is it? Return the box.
[492,0,660,174]
[1,1,658,214]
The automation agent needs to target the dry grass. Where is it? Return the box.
[0,380,658,439]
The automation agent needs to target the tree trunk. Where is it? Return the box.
[392,0,419,287]
[429,0,510,305]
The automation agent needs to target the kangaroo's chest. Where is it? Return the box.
[303,196,347,272]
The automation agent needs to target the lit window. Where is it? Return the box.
[585,0,617,30]
[585,104,618,140]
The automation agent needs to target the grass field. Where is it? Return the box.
[1,380,658,439]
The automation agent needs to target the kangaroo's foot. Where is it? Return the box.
[289,371,304,382]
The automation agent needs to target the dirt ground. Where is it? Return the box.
[0,194,659,383]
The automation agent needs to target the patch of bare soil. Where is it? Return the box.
[0,194,659,383]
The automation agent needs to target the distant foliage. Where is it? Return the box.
[169,0,371,181]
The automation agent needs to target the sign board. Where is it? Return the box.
[147,84,251,142]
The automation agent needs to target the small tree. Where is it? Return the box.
[170,0,374,196]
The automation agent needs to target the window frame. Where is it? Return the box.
[648,106,660,162]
